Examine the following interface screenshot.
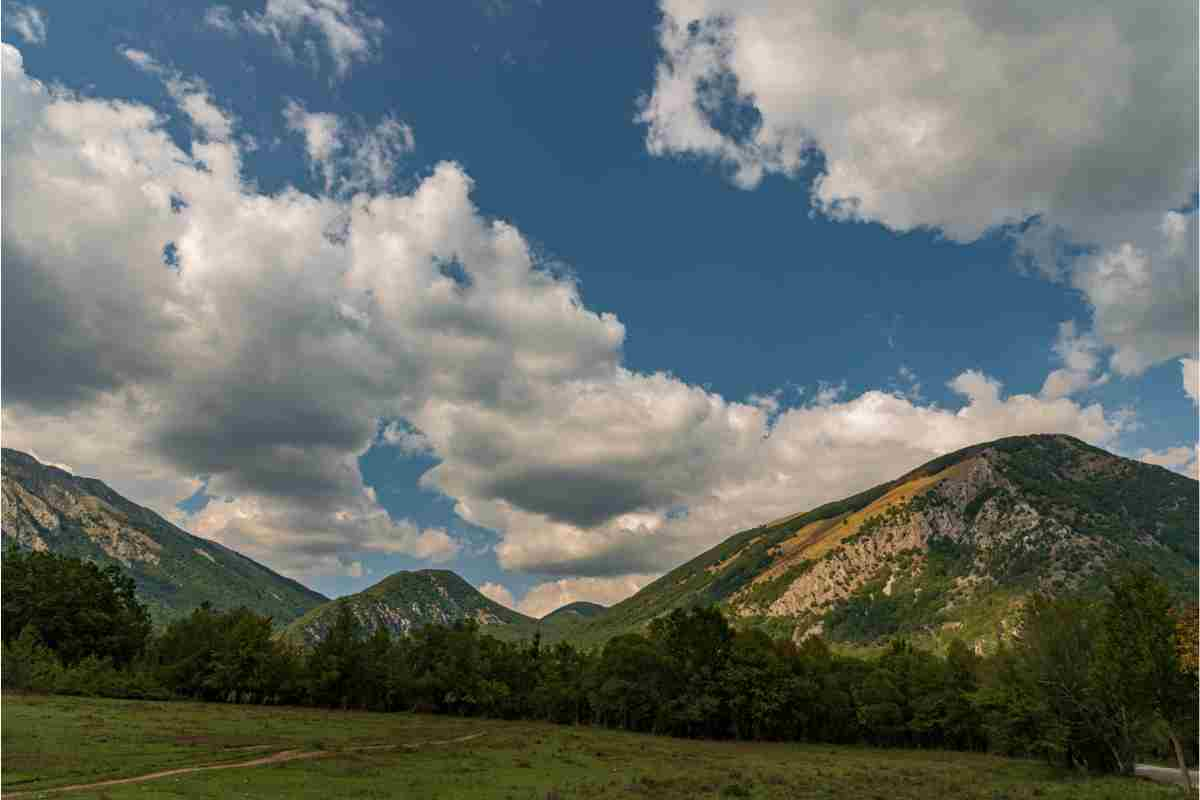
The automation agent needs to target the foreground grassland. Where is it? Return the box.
[1,694,1181,799]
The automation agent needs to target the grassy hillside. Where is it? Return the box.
[0,449,326,626]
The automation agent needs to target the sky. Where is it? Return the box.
[2,0,1197,617]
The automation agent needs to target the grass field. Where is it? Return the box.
[0,694,1182,799]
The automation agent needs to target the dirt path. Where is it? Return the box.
[1134,763,1199,790]
[1,732,485,798]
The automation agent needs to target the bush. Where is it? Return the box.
[1,626,64,692]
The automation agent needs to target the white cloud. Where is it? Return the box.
[6,3,46,44]
[1066,211,1198,376]
[203,5,238,34]
[640,1,1198,376]
[895,365,922,401]
[1182,358,1199,406]
[379,420,432,456]
[477,581,516,609]
[478,575,655,618]
[122,48,234,142]
[1041,320,1108,399]
[1138,444,1199,480]
[0,43,1142,593]
[283,99,413,193]
[184,493,461,578]
[515,575,655,618]
[208,0,385,79]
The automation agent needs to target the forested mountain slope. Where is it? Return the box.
[572,434,1197,649]
[0,449,327,625]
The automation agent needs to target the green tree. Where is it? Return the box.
[2,549,151,666]
[306,601,366,709]
[1091,567,1197,781]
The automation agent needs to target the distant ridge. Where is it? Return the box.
[541,601,606,622]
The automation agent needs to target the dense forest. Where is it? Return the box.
[3,549,1196,779]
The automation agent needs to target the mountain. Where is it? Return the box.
[536,601,608,640]
[283,569,539,646]
[571,434,1198,650]
[1,448,327,626]
[541,601,607,623]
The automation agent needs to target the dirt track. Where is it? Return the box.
[1,732,485,798]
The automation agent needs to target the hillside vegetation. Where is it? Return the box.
[283,570,538,646]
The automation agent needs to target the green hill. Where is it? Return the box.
[1,448,327,626]
[541,601,606,623]
[283,569,539,646]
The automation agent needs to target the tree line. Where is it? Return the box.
[2,549,1196,779]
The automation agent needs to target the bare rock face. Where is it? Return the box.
[736,449,1132,638]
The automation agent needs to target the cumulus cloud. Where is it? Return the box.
[1182,358,1199,406]
[640,0,1198,375]
[1138,444,1199,480]
[186,494,461,578]
[0,43,1140,593]
[513,575,655,618]
[477,581,516,609]
[203,5,237,34]
[478,575,655,618]
[1065,211,1199,376]
[1041,321,1108,399]
[122,48,234,141]
[283,99,414,194]
[6,3,46,44]
[205,0,384,79]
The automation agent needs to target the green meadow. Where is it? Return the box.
[1,694,1181,800]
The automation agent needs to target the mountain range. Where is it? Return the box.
[2,434,1195,650]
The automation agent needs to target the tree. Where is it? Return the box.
[1092,568,1196,784]
[648,606,734,737]
[306,601,366,709]
[986,593,1108,769]
[590,634,671,732]
[2,549,151,666]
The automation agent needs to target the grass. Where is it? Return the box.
[1,694,1182,799]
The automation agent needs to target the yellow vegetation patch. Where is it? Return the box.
[748,460,972,586]
[759,508,810,531]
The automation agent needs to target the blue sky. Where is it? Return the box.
[3,1,1196,614]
